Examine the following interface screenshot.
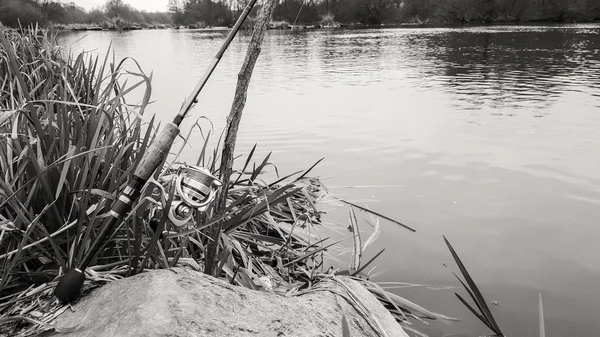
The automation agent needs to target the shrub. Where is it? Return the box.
[0,0,43,27]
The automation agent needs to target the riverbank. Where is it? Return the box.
[49,21,342,32]
[25,17,600,33]
[49,22,173,31]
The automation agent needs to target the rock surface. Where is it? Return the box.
[52,267,408,337]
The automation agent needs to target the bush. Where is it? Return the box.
[87,9,109,24]
[0,0,43,27]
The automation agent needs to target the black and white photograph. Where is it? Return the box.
[1,0,599,336]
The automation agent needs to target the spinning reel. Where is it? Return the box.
[159,165,223,229]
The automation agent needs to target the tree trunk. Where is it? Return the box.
[204,0,277,276]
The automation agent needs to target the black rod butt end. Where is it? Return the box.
[54,268,85,303]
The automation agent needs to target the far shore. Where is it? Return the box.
[49,19,600,33]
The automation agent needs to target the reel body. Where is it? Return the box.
[162,165,222,228]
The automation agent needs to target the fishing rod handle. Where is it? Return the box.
[106,122,180,221]
[92,122,180,258]
[134,122,180,180]
[54,123,180,303]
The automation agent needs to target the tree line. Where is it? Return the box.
[400,0,600,23]
[0,0,171,28]
[164,0,600,26]
[167,0,406,26]
[1,0,599,29]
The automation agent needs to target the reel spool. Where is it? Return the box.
[167,165,223,228]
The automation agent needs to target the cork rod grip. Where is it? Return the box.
[134,122,180,180]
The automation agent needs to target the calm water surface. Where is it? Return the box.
[59,25,600,337]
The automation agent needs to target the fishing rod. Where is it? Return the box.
[53,0,259,303]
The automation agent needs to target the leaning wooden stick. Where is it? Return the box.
[53,0,259,303]
[204,0,278,275]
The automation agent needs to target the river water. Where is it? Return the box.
[59,25,600,337]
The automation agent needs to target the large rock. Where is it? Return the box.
[53,267,408,337]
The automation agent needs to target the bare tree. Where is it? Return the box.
[168,0,182,14]
[105,0,126,17]
[38,0,56,21]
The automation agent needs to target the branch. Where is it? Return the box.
[204,0,277,275]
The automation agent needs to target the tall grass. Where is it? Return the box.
[0,25,156,299]
[0,23,325,280]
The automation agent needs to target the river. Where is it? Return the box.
[58,25,600,337]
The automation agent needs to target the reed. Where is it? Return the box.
[0,24,154,296]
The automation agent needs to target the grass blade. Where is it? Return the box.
[351,248,384,277]
[348,206,362,272]
[539,293,545,337]
[443,235,503,336]
[296,157,324,181]
[336,198,415,232]
[249,152,272,183]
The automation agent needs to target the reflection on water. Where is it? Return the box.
[422,28,600,112]
[59,25,600,337]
